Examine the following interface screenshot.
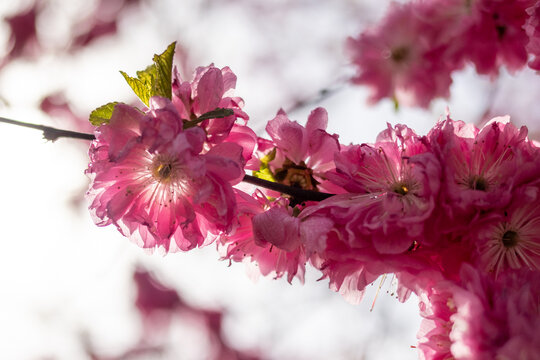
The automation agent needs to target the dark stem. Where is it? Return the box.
[0,116,95,141]
[0,116,334,202]
[243,175,334,202]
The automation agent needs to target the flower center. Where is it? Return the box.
[390,46,410,63]
[151,154,180,183]
[501,230,518,248]
[468,175,488,191]
[392,182,409,196]
[156,163,172,179]
[492,13,507,40]
[274,159,319,191]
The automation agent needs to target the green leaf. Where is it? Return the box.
[253,167,276,182]
[253,147,277,182]
[152,42,175,100]
[120,70,151,106]
[197,108,234,121]
[89,102,118,126]
[120,42,176,106]
[183,108,235,129]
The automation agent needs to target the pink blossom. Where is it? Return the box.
[258,107,342,194]
[472,186,540,276]
[3,1,41,64]
[449,265,540,359]
[325,124,441,254]
[347,0,539,106]
[456,0,534,75]
[429,116,537,217]
[87,99,244,252]
[219,191,310,283]
[347,1,456,107]
[171,64,248,145]
[525,1,540,70]
[417,265,540,360]
[417,283,457,360]
[303,220,444,304]
[219,108,339,282]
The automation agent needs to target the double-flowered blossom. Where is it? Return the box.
[326,123,441,253]
[219,190,331,283]
[428,116,536,213]
[418,264,540,360]
[87,60,252,252]
[427,116,540,276]
[457,0,534,75]
[293,115,540,305]
[171,64,249,146]
[525,2,540,70]
[253,107,342,194]
[472,185,540,276]
[219,108,339,282]
[298,123,445,301]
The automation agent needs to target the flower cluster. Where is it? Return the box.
[86,44,540,359]
[347,0,540,107]
[417,265,540,359]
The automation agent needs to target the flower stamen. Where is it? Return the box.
[392,183,409,195]
[274,159,319,191]
[151,154,180,184]
[501,230,519,248]
[465,174,489,191]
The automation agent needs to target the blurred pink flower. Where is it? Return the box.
[525,1,540,70]
[457,0,534,75]
[450,265,540,359]
[2,1,41,65]
[417,264,540,360]
[347,0,539,106]
[69,0,142,50]
[347,1,455,107]
[39,92,93,133]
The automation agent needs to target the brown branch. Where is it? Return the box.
[0,116,335,202]
[0,116,95,141]
[242,175,334,202]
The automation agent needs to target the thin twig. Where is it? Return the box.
[0,116,95,141]
[285,81,345,114]
[0,115,335,202]
[243,175,334,202]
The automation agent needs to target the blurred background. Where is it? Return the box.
[0,0,539,359]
